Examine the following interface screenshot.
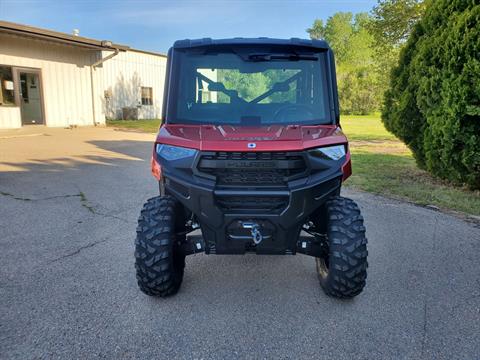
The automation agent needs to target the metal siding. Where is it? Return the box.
[0,107,21,128]
[0,32,167,128]
[98,50,166,120]
[0,33,95,128]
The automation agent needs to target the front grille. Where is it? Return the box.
[217,169,285,185]
[198,151,306,186]
[216,195,289,214]
[212,152,299,161]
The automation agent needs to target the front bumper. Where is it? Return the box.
[157,150,345,255]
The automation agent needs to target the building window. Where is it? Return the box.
[0,66,15,106]
[141,87,153,105]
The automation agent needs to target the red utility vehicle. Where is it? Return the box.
[135,38,368,298]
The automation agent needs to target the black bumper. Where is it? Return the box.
[157,150,344,255]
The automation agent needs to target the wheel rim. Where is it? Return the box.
[305,222,330,280]
[316,233,330,279]
[316,256,329,279]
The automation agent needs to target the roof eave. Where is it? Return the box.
[0,20,129,51]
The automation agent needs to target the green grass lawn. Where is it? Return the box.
[341,114,397,141]
[107,116,480,216]
[107,119,161,133]
[342,115,480,216]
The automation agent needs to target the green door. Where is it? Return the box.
[19,71,44,125]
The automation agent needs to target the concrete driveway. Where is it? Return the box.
[1,126,479,359]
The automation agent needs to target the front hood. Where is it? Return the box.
[156,124,347,151]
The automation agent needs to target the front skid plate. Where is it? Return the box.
[168,176,341,254]
[182,231,326,257]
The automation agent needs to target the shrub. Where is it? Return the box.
[339,69,381,115]
[382,0,480,188]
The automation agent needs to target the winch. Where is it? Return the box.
[241,222,263,244]
[224,220,275,246]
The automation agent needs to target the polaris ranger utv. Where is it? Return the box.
[135,38,368,299]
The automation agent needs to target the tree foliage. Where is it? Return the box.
[216,69,298,104]
[306,1,425,115]
[382,0,480,189]
[367,0,425,94]
[369,0,425,48]
[307,12,381,115]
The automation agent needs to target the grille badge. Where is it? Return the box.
[247,143,256,149]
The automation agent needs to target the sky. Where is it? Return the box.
[1,0,378,54]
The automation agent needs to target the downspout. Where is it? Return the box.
[90,48,120,126]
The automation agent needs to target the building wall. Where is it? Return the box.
[0,32,168,129]
[0,33,102,128]
[97,50,167,120]
[0,106,21,128]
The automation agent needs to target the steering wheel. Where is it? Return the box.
[272,104,316,123]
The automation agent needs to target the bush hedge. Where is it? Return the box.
[382,0,480,189]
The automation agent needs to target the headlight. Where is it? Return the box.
[310,145,346,160]
[156,144,197,161]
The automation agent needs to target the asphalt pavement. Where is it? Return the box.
[0,126,479,359]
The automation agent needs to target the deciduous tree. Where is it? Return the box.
[307,12,381,114]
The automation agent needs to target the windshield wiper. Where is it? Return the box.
[248,53,318,62]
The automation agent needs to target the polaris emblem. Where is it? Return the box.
[247,143,256,149]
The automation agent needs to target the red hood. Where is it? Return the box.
[156,124,347,151]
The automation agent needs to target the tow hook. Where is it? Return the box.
[242,222,263,244]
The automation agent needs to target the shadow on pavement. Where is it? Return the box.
[0,140,152,174]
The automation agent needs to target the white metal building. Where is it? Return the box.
[0,21,167,129]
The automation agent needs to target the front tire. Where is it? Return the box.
[316,196,368,298]
[135,196,186,297]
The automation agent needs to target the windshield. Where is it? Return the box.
[166,47,333,126]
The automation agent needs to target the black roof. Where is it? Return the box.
[173,37,330,50]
